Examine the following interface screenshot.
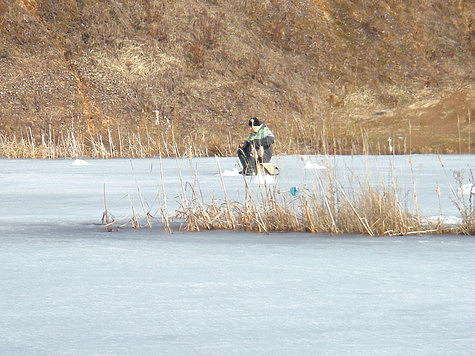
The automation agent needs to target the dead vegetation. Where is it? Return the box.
[173,163,447,236]
[0,0,474,157]
[101,154,474,236]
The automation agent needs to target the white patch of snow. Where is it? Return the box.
[220,168,241,177]
[426,216,462,225]
[304,161,326,170]
[300,155,326,170]
[71,159,91,166]
[250,174,275,184]
[458,184,475,195]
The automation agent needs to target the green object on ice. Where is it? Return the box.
[289,186,300,196]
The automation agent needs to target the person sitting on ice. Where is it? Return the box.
[237,117,275,175]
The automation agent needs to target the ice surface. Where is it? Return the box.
[1,231,474,355]
[0,155,474,354]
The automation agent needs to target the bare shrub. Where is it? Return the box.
[452,170,475,235]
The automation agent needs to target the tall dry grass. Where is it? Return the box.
[0,122,237,159]
[1,103,427,160]
[442,161,475,235]
[174,165,441,236]
[102,154,473,236]
[0,119,411,159]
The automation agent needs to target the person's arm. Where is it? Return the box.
[239,140,249,149]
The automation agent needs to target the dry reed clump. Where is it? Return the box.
[101,154,474,236]
[174,183,429,236]
[451,169,475,235]
[173,167,440,236]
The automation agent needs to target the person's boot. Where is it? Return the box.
[245,157,257,175]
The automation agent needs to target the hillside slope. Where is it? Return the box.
[0,0,473,156]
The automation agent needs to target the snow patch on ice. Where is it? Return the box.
[250,174,275,184]
[71,159,91,166]
[426,215,462,225]
[220,168,241,177]
[458,184,475,195]
[218,168,276,183]
[304,161,326,170]
[300,155,326,170]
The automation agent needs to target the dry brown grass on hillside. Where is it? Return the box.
[0,0,473,157]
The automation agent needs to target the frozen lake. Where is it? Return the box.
[1,155,474,354]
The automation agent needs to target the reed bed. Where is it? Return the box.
[450,168,475,235]
[0,124,217,159]
[102,155,474,236]
[0,117,425,160]
[174,172,438,236]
